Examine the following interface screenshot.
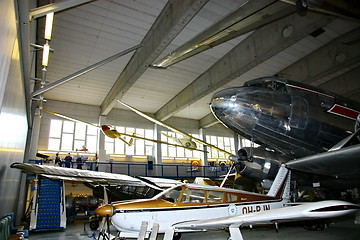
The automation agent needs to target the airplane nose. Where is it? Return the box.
[95,204,114,217]
[101,125,110,131]
[210,87,257,135]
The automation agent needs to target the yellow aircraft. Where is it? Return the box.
[117,101,233,157]
[42,109,207,152]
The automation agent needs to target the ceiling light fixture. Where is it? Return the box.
[42,41,50,66]
[44,12,54,40]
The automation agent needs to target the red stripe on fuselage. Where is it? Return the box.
[328,104,360,120]
[286,84,334,99]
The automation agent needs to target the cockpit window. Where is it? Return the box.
[273,81,287,92]
[245,80,287,93]
[161,186,182,203]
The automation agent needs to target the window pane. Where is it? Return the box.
[115,139,125,154]
[125,142,135,155]
[74,140,85,150]
[207,191,223,203]
[105,142,114,154]
[61,133,73,151]
[185,149,193,158]
[193,150,201,159]
[126,127,135,135]
[145,145,153,156]
[49,120,62,138]
[145,129,153,139]
[48,138,60,150]
[87,135,97,152]
[116,126,125,133]
[75,123,86,139]
[63,121,74,133]
[168,146,176,157]
[226,193,238,202]
[135,139,145,155]
[181,188,205,203]
[177,146,184,157]
[136,128,144,136]
[87,125,98,135]
[161,144,168,156]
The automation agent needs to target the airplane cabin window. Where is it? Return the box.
[226,193,238,202]
[206,190,224,203]
[245,80,287,93]
[180,188,205,203]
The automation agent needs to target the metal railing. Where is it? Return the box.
[28,159,231,179]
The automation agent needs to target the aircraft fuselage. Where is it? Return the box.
[210,77,360,159]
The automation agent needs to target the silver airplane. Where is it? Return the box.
[210,77,360,188]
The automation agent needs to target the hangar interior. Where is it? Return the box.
[1,0,360,239]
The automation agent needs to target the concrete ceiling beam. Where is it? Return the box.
[100,0,209,116]
[318,66,360,103]
[156,13,333,121]
[279,27,360,88]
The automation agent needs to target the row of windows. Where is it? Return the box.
[162,186,239,204]
[48,120,98,152]
[48,119,237,160]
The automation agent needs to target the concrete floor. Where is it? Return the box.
[28,214,360,240]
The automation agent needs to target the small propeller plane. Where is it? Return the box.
[93,164,359,239]
[42,109,207,153]
[117,100,233,156]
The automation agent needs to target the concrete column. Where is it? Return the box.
[153,124,162,176]
[27,107,42,160]
[199,128,208,167]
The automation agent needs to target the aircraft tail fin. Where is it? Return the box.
[267,164,290,200]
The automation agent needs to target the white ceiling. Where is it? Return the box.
[29,0,360,125]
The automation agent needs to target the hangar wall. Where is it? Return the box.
[0,1,28,217]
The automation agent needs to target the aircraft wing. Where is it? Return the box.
[42,109,99,128]
[118,101,233,156]
[286,144,360,179]
[173,200,360,230]
[286,129,360,180]
[11,162,160,189]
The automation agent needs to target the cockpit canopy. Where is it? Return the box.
[244,78,287,93]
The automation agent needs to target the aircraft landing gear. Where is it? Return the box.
[89,219,99,230]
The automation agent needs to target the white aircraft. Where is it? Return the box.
[93,164,359,239]
[171,199,360,240]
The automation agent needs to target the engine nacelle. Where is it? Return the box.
[233,147,290,182]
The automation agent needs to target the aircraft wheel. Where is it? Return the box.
[173,232,182,240]
[89,219,99,230]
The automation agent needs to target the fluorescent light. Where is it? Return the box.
[42,42,50,66]
[44,12,54,40]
